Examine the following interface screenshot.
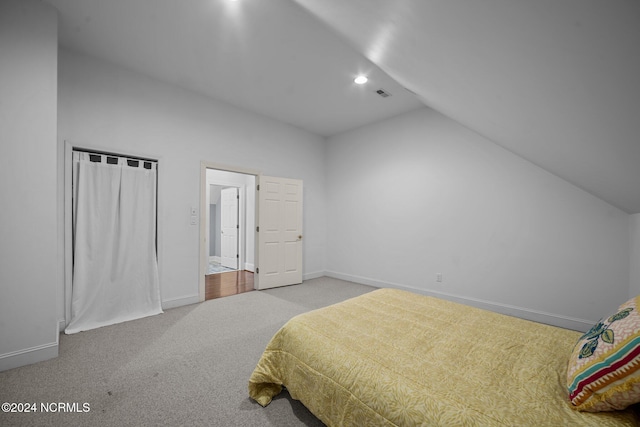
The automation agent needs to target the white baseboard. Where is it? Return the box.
[303,270,325,281]
[58,319,66,332]
[324,270,595,332]
[162,294,200,310]
[0,341,59,372]
[245,263,255,272]
[210,256,221,263]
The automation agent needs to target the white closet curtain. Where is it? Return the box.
[65,152,162,334]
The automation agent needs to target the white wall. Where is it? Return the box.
[58,49,326,320]
[0,0,59,370]
[630,214,640,297]
[326,108,629,331]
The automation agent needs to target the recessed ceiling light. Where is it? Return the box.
[354,75,368,85]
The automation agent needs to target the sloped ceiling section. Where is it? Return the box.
[295,0,640,214]
[46,0,423,137]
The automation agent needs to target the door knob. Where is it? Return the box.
[298,235,303,240]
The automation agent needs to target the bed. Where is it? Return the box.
[249,288,640,426]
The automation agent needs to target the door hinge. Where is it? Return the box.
[237,224,239,229]
[256,267,259,274]
[237,254,239,258]
[257,184,260,191]
[256,226,259,232]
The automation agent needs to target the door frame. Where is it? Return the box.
[199,162,259,302]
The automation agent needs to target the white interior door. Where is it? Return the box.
[256,176,303,289]
[220,187,238,269]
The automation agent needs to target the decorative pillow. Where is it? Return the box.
[567,295,640,412]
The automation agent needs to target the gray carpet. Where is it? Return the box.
[0,277,374,427]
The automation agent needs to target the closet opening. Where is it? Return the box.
[63,143,162,333]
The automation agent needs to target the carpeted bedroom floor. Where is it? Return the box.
[0,277,375,427]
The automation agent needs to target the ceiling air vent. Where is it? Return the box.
[376,89,391,98]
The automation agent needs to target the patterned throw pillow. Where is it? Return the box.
[567,295,640,412]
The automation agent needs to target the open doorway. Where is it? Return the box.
[202,167,256,300]
[200,163,305,300]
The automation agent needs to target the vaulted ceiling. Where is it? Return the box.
[46,0,640,213]
[46,0,423,136]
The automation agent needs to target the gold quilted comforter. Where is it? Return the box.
[249,289,639,426]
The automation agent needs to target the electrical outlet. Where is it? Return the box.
[436,273,443,283]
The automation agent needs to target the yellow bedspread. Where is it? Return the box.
[249,289,639,426]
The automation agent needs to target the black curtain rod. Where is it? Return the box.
[72,147,158,163]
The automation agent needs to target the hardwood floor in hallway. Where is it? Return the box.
[205,270,254,301]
